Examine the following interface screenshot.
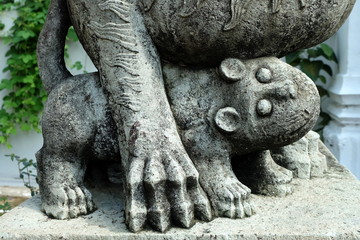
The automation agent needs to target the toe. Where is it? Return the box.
[74,186,87,215]
[189,186,212,222]
[126,156,147,232]
[144,156,171,232]
[66,187,80,218]
[218,187,235,218]
[80,186,95,212]
[243,200,254,217]
[44,187,69,219]
[165,156,194,228]
[175,151,212,221]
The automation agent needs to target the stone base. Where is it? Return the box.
[1,159,360,240]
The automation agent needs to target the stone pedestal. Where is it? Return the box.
[324,0,360,179]
[0,159,360,240]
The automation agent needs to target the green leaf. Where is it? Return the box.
[317,85,329,97]
[300,60,323,81]
[20,123,31,131]
[322,64,333,76]
[320,44,334,58]
[319,75,327,84]
[66,27,79,42]
[16,30,36,40]
[320,44,339,63]
[71,61,83,70]
[285,51,302,65]
[307,48,321,59]
[21,54,34,64]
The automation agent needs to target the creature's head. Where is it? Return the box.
[213,57,320,153]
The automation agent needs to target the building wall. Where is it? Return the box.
[324,0,360,179]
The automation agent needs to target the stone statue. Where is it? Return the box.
[36,0,355,233]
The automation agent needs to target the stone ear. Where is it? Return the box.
[215,107,241,133]
[219,58,246,82]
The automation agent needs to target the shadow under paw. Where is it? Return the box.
[232,150,293,197]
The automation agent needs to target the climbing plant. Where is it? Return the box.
[0,0,80,148]
[0,0,50,147]
[6,154,38,196]
[0,196,11,216]
[286,43,338,135]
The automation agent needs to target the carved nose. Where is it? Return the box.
[274,80,297,100]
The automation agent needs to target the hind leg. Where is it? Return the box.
[37,79,98,219]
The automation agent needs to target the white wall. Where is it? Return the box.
[324,0,360,179]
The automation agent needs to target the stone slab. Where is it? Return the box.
[0,159,360,240]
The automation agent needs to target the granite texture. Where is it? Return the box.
[0,158,359,239]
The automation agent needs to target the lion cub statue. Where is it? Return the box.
[37,56,329,231]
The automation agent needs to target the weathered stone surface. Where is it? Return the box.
[36,0,356,233]
[1,159,360,240]
[143,0,356,65]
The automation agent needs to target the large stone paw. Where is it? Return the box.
[271,130,328,179]
[200,175,254,219]
[125,125,212,232]
[41,185,95,220]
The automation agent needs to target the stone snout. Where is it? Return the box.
[214,57,320,154]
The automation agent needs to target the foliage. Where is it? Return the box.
[6,154,38,196]
[0,0,82,148]
[0,196,11,215]
[0,0,50,147]
[286,43,338,135]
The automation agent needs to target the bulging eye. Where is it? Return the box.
[257,99,272,116]
[219,58,246,82]
[256,67,272,83]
